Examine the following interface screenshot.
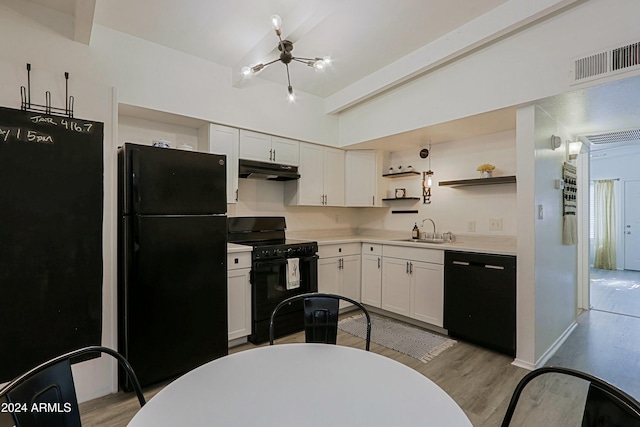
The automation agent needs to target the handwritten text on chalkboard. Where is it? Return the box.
[0,126,54,144]
[29,115,94,134]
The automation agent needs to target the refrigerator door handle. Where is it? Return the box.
[131,149,141,211]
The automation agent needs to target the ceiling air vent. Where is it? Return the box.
[582,128,640,145]
[570,39,640,85]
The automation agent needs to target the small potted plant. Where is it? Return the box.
[477,163,495,178]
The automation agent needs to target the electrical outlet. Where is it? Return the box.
[489,218,503,231]
[467,221,476,232]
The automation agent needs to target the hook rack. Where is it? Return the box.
[20,63,74,117]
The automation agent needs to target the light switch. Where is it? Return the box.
[537,204,544,220]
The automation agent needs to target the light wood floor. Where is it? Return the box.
[79,308,640,427]
[590,268,640,318]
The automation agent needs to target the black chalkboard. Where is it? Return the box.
[0,106,104,382]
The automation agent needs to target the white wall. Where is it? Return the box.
[590,148,640,270]
[515,105,577,368]
[357,131,517,236]
[338,0,640,147]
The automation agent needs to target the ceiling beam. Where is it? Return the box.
[324,0,583,115]
[73,0,95,45]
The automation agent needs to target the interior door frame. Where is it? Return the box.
[577,153,590,312]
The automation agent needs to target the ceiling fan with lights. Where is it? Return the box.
[241,15,332,101]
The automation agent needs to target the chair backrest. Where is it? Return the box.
[501,366,640,427]
[269,292,371,351]
[0,346,146,427]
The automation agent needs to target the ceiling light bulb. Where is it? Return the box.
[270,14,282,30]
[322,56,332,66]
[287,85,295,102]
[313,60,326,73]
[241,66,252,79]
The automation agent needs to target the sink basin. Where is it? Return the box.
[396,238,447,244]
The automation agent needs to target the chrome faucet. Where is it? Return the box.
[421,218,436,237]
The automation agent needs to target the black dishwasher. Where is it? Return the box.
[444,251,516,356]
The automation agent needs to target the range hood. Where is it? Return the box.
[238,159,300,181]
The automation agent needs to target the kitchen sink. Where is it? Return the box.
[395,238,447,244]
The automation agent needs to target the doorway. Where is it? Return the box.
[588,163,640,317]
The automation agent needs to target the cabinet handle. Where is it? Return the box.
[273,149,276,161]
[409,262,413,274]
[406,262,409,274]
[452,261,470,266]
[269,149,273,161]
[485,264,505,270]
[372,195,375,206]
[235,189,238,201]
[377,257,381,269]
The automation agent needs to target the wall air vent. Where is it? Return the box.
[570,39,640,85]
[581,128,640,145]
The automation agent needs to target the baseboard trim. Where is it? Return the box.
[511,358,536,370]
[535,321,578,368]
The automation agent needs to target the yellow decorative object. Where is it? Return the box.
[476,164,495,172]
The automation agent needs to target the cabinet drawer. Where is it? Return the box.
[318,242,361,258]
[382,245,443,264]
[361,243,382,256]
[227,252,251,270]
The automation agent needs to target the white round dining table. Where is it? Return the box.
[127,343,472,427]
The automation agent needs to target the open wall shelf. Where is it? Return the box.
[382,171,420,178]
[438,175,516,187]
[382,197,420,201]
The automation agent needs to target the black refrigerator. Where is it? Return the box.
[118,142,228,389]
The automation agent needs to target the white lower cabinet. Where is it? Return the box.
[318,243,361,308]
[380,245,444,327]
[361,243,382,308]
[381,257,412,316]
[227,252,251,341]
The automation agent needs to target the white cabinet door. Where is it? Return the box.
[296,142,325,206]
[340,254,361,305]
[345,150,376,207]
[361,253,382,308]
[271,136,299,166]
[323,147,345,206]
[239,130,271,163]
[208,124,239,204]
[381,258,411,316]
[410,261,444,327]
[227,268,251,340]
[318,257,340,294]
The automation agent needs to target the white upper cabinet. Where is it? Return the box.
[345,150,386,207]
[323,147,345,206]
[239,130,299,166]
[285,142,344,206]
[271,136,300,166]
[199,124,239,204]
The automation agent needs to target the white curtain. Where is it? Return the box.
[593,180,616,270]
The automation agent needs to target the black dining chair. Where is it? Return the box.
[269,292,372,351]
[501,366,640,427]
[0,345,146,427]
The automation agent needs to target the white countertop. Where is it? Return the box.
[127,344,472,427]
[227,243,252,254]
[227,233,516,256]
[310,234,517,256]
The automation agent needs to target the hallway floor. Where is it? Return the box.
[590,268,640,318]
[547,306,640,400]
